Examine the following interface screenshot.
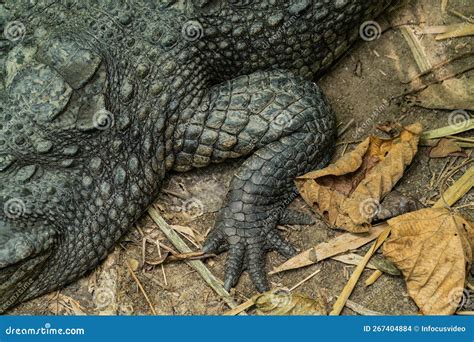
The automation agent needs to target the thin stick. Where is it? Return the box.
[421,118,474,140]
[162,189,188,200]
[433,165,474,208]
[223,298,255,316]
[456,311,474,315]
[148,207,243,312]
[155,240,168,286]
[364,270,383,287]
[336,139,362,146]
[338,119,355,138]
[146,251,215,266]
[345,300,383,316]
[329,226,392,315]
[289,269,321,292]
[448,9,474,23]
[441,0,448,13]
[126,259,157,315]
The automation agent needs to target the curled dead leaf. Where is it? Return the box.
[429,138,465,158]
[383,208,474,315]
[296,123,422,232]
[254,289,327,315]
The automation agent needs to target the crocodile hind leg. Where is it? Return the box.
[171,70,336,291]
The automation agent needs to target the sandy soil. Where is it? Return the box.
[9,0,473,316]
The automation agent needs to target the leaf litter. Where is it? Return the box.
[273,118,473,315]
[296,122,423,233]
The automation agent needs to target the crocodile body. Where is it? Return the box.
[0,0,392,312]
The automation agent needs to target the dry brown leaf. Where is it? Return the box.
[171,225,201,240]
[269,226,386,275]
[331,253,378,270]
[429,138,464,158]
[48,293,87,315]
[383,208,474,315]
[410,78,474,111]
[254,289,327,315]
[296,123,422,232]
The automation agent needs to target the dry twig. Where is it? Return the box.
[148,207,243,313]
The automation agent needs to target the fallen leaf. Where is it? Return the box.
[429,138,465,158]
[254,289,327,315]
[171,225,204,243]
[409,78,474,111]
[383,208,474,315]
[269,226,386,275]
[296,123,422,232]
[369,255,401,276]
[47,293,87,315]
[331,253,378,270]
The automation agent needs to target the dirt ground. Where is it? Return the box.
[9,0,473,315]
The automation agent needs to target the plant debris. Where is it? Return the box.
[254,289,328,315]
[296,123,422,233]
[330,226,392,315]
[429,138,465,158]
[270,226,386,275]
[145,251,215,266]
[383,208,474,315]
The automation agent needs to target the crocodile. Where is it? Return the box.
[0,0,393,312]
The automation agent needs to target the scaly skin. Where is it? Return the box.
[0,0,393,312]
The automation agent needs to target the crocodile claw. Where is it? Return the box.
[203,226,297,292]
